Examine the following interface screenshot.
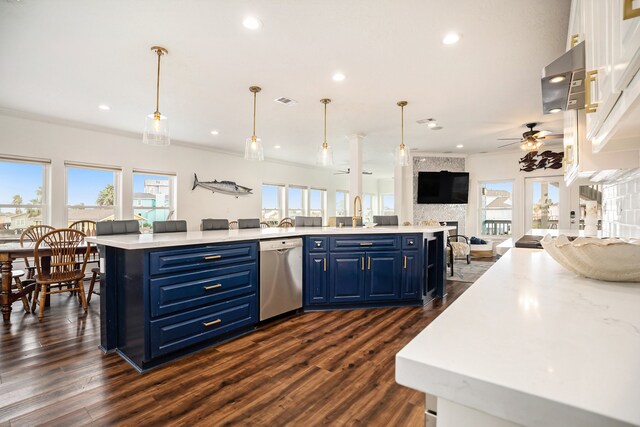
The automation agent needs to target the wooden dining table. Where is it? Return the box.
[0,241,97,323]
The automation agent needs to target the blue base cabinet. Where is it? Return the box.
[305,234,426,308]
[110,241,259,371]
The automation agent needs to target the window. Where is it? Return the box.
[363,193,376,224]
[336,191,349,216]
[133,171,176,233]
[381,194,394,215]
[0,158,49,235]
[479,181,513,235]
[66,163,120,225]
[287,186,307,218]
[262,184,285,225]
[309,188,327,223]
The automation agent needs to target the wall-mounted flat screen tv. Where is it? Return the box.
[417,171,469,204]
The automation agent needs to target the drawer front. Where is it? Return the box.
[149,294,257,358]
[402,234,421,250]
[307,237,328,252]
[329,235,400,251]
[150,263,257,317]
[149,242,257,276]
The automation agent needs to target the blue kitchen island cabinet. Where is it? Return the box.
[305,233,432,308]
[91,226,451,371]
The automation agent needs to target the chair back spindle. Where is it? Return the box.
[35,229,91,280]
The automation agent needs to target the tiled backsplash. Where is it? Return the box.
[602,175,640,238]
[412,156,467,234]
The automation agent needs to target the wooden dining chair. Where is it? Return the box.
[20,225,55,280]
[31,229,91,320]
[11,269,33,313]
[260,222,270,228]
[69,220,97,236]
[278,218,294,228]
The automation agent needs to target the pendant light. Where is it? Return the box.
[143,46,170,146]
[395,101,410,166]
[245,86,264,161]
[317,98,334,166]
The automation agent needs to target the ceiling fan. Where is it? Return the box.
[334,168,373,175]
[497,122,563,150]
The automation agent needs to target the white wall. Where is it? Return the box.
[465,150,563,239]
[0,113,364,230]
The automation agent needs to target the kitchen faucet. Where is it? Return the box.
[352,195,362,227]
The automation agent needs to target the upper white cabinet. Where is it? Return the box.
[571,0,640,152]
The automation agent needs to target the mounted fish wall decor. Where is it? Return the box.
[192,174,253,198]
[518,150,564,172]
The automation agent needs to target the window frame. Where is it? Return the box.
[261,183,286,225]
[335,190,350,216]
[132,170,177,233]
[380,193,395,215]
[286,185,308,219]
[478,179,514,237]
[64,162,122,224]
[309,187,327,223]
[0,156,50,228]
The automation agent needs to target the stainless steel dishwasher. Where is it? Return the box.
[259,238,303,321]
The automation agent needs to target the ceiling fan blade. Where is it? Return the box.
[497,141,522,148]
[362,171,373,175]
[333,170,348,175]
[538,134,564,139]
[496,138,522,141]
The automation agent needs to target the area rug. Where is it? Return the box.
[447,260,495,283]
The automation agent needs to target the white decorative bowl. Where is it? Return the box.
[541,235,640,282]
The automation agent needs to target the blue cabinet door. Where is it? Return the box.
[329,252,365,303]
[365,251,401,300]
[402,251,421,299]
[307,253,328,304]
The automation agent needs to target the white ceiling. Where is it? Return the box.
[0,0,570,177]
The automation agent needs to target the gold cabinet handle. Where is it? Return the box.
[565,145,574,165]
[585,70,598,113]
[403,255,407,269]
[367,256,371,270]
[203,319,222,327]
[570,33,579,48]
[204,255,221,260]
[203,284,222,290]
[361,257,365,271]
[323,258,327,272]
[624,0,640,20]
[359,242,373,246]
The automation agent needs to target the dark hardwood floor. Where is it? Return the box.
[0,280,472,426]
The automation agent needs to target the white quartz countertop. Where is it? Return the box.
[85,225,455,250]
[396,248,640,427]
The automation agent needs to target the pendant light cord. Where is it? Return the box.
[155,50,161,115]
[323,101,327,145]
[401,104,404,148]
[252,91,257,138]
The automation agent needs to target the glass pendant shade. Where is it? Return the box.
[395,144,410,167]
[143,113,170,146]
[317,143,334,166]
[245,135,264,161]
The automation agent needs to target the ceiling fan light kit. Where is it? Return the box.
[497,122,563,151]
[395,101,410,167]
[316,98,334,166]
[245,86,264,161]
[142,46,170,146]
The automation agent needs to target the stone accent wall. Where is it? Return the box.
[412,156,467,235]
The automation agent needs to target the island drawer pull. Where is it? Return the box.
[359,242,373,246]
[323,258,327,272]
[203,319,222,327]
[403,255,407,269]
[361,257,365,271]
[203,284,222,290]
[367,256,371,270]
[204,255,222,260]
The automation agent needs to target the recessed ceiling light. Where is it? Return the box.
[549,75,566,84]
[332,72,346,82]
[242,16,262,30]
[549,108,562,114]
[274,145,281,149]
[427,121,438,128]
[98,104,111,111]
[442,32,461,45]
[456,144,464,148]
[210,130,219,135]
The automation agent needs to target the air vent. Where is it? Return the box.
[274,97,298,105]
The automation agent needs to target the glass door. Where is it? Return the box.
[524,177,570,232]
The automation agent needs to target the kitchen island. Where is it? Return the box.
[87,225,453,371]
[396,248,640,427]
